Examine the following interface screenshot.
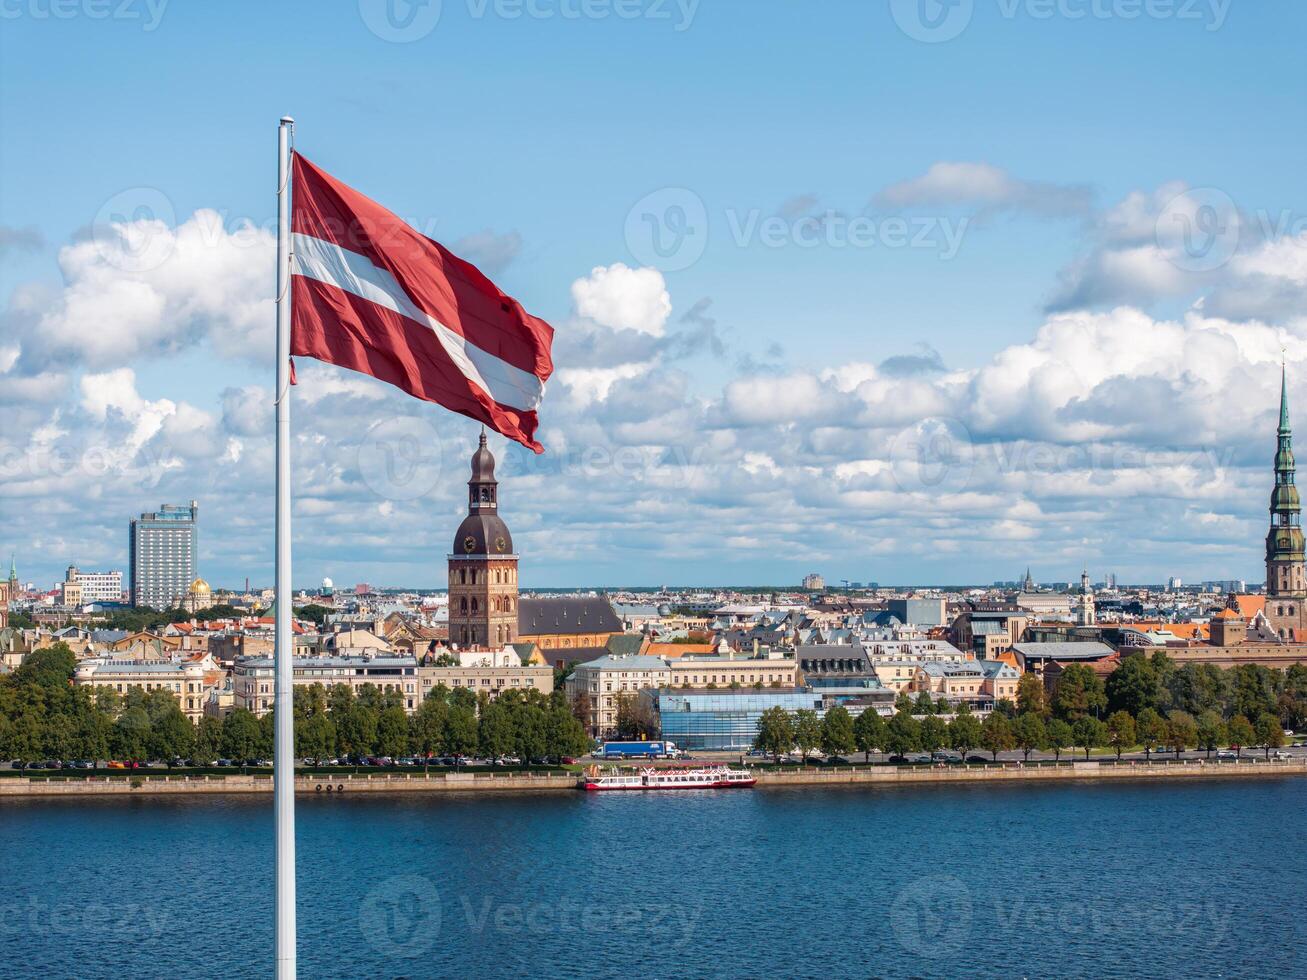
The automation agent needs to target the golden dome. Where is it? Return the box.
[190,577,211,595]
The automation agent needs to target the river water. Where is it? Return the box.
[1,779,1303,978]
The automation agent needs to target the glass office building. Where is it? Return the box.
[130,501,198,609]
[656,690,825,751]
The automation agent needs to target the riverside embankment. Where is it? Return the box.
[3,757,1305,796]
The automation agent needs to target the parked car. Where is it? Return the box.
[214,759,233,768]
[106,760,127,769]
[560,756,578,765]
[1216,749,1237,760]
[1271,750,1292,760]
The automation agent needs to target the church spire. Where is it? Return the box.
[1267,362,1304,600]
[1281,360,1291,433]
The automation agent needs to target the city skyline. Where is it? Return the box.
[3,4,1306,588]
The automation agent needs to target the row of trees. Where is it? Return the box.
[1004,655,1307,730]
[754,699,1289,764]
[0,643,591,765]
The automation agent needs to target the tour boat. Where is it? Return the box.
[581,765,757,791]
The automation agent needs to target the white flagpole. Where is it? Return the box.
[274,114,297,979]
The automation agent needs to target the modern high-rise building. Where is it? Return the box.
[129,501,198,609]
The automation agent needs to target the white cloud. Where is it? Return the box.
[570,263,671,336]
[876,162,1091,218]
[15,209,273,371]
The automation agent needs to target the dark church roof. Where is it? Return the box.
[518,596,623,636]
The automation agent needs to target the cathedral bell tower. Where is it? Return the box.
[1266,365,1306,639]
[447,432,519,648]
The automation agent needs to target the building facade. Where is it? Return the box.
[65,566,124,604]
[656,689,825,751]
[233,653,421,715]
[1266,367,1307,639]
[565,654,672,736]
[447,434,520,648]
[416,662,554,701]
[74,655,218,721]
[130,502,199,609]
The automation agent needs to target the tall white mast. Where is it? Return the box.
[274,114,297,979]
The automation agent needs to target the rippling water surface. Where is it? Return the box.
[2,779,1304,978]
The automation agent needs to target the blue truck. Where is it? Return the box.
[599,740,681,760]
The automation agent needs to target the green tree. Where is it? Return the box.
[410,697,449,758]
[1016,672,1048,717]
[376,706,410,758]
[1051,664,1106,721]
[1254,713,1286,759]
[1165,710,1197,760]
[193,716,223,765]
[298,712,337,763]
[919,716,949,755]
[753,706,794,762]
[1232,665,1277,721]
[1195,709,1225,759]
[113,706,151,762]
[1226,714,1255,757]
[149,705,195,763]
[913,691,937,716]
[1045,719,1072,761]
[883,709,921,759]
[1135,707,1167,760]
[14,643,76,689]
[1106,654,1163,717]
[793,709,821,762]
[443,705,479,758]
[893,690,914,714]
[819,704,856,759]
[1072,716,1106,760]
[1013,712,1047,761]
[544,705,591,760]
[949,705,982,761]
[336,705,379,758]
[853,708,886,762]
[979,711,1014,761]
[477,702,515,759]
[1105,711,1137,760]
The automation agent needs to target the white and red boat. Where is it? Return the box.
[581,765,756,791]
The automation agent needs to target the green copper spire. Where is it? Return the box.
[1281,362,1291,432]
[1267,363,1304,593]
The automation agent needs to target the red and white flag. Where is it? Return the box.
[289,153,554,452]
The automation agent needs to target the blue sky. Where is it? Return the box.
[2,0,1305,590]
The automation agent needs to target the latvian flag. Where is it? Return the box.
[289,154,554,452]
